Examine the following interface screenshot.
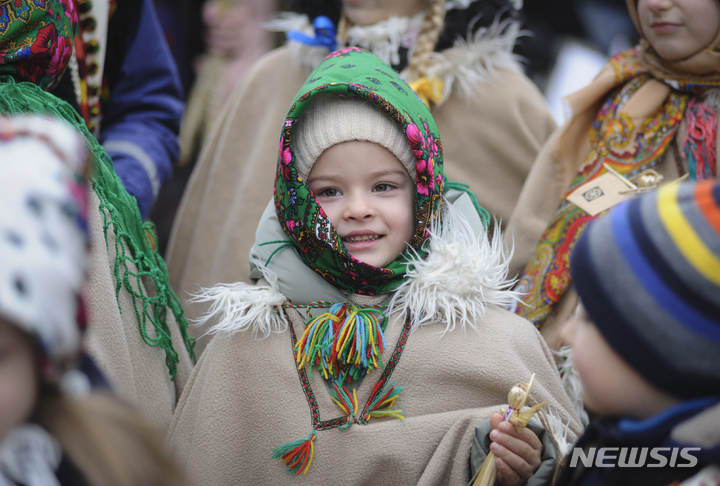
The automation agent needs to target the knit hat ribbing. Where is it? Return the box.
[571,180,720,399]
[292,94,416,181]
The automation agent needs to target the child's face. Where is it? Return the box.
[560,305,680,419]
[637,0,720,61]
[343,0,428,26]
[308,141,415,268]
[0,318,38,442]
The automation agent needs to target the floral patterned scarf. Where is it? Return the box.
[0,1,195,378]
[515,27,720,328]
[0,0,78,90]
[275,47,445,295]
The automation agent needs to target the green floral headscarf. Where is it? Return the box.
[274,48,445,295]
[0,0,78,90]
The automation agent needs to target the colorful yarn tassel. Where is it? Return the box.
[683,98,717,180]
[361,380,405,423]
[330,384,359,429]
[295,303,387,384]
[271,432,316,475]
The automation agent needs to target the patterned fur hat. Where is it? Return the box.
[0,116,89,378]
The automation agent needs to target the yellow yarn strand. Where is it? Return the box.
[409,77,445,106]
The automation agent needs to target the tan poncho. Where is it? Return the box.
[84,190,194,433]
[166,197,582,485]
[167,40,556,354]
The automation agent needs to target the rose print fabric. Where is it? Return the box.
[0,0,78,90]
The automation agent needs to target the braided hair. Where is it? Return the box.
[284,0,521,77]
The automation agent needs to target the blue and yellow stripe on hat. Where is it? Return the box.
[571,180,720,399]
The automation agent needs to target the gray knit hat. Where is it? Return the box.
[292,94,416,181]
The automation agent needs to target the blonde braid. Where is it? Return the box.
[336,11,352,48]
[407,0,446,81]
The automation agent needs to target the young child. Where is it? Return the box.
[167,48,581,485]
[0,116,183,486]
[557,179,720,486]
[504,0,720,349]
[167,0,557,355]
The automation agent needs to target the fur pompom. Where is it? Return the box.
[389,203,521,335]
[426,16,523,103]
[191,259,288,338]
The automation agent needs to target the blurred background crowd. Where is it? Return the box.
[147,0,638,254]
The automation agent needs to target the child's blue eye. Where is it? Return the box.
[320,188,339,197]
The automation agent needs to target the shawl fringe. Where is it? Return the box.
[193,203,519,338]
[191,257,289,338]
[389,202,521,335]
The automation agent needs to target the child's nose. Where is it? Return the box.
[343,194,375,220]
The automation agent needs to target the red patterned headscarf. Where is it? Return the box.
[0,0,79,90]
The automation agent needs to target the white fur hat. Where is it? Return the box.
[292,94,416,181]
[0,116,88,369]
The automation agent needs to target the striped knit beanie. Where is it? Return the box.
[571,180,720,399]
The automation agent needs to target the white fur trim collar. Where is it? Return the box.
[265,12,424,69]
[191,257,289,338]
[425,15,523,103]
[389,200,520,335]
[197,197,520,338]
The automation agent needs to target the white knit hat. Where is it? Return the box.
[292,94,416,181]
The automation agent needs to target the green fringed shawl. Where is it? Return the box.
[0,76,195,379]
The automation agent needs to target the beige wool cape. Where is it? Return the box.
[84,190,194,433]
[166,194,582,485]
[166,22,557,354]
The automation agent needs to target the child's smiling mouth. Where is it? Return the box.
[342,232,385,250]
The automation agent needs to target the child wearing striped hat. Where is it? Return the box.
[557,180,720,486]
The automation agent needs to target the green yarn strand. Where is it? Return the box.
[0,77,196,378]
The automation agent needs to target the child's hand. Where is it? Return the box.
[488,413,543,486]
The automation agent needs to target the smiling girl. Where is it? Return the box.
[166,0,557,355]
[505,0,720,351]
[167,49,581,486]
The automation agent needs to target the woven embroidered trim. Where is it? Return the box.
[289,314,411,431]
